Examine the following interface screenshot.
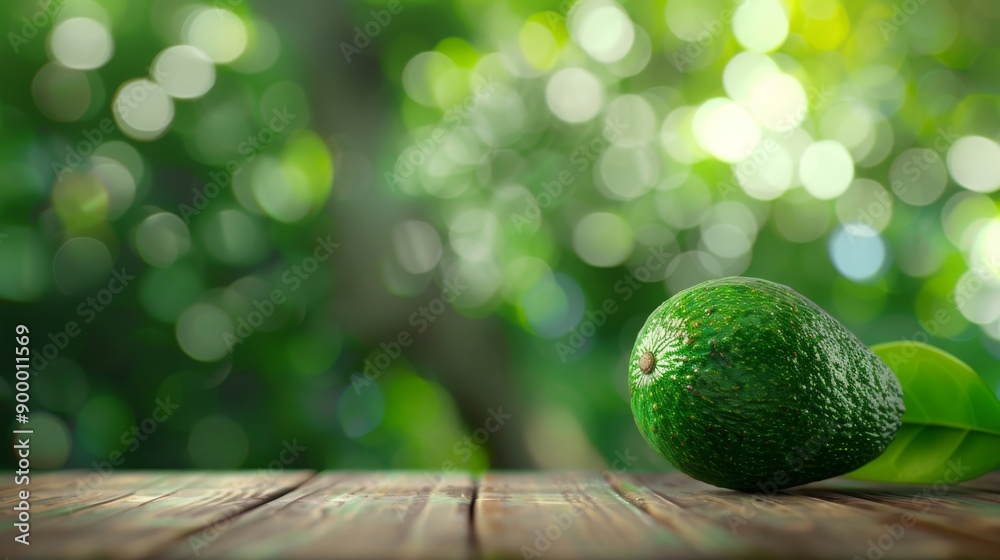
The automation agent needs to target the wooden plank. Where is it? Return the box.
[931,470,1000,494]
[606,472,764,557]
[156,471,475,559]
[796,475,1000,521]
[475,471,692,559]
[609,471,1000,559]
[610,472,890,558]
[0,471,176,526]
[3,470,999,559]
[0,471,314,559]
[795,476,1000,546]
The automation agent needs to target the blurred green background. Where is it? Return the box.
[1,0,999,473]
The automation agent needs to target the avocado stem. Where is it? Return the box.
[640,352,656,374]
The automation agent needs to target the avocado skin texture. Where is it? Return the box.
[629,277,904,491]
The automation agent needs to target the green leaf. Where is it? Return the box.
[846,341,1000,484]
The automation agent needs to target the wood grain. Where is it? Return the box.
[608,471,1000,559]
[475,471,692,559]
[1,470,998,559]
[0,471,313,559]
[156,471,475,559]
[0,471,173,524]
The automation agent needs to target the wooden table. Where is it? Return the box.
[2,471,998,558]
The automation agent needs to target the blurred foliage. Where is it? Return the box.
[1,0,999,472]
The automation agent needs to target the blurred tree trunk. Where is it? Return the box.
[261,0,533,468]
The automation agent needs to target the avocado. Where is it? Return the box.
[629,277,904,491]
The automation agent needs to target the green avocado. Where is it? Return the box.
[629,277,904,491]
